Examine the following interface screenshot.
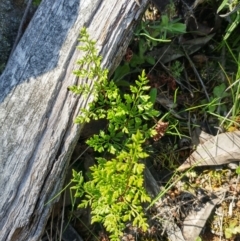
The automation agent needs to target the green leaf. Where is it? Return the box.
[161,15,169,26]
[135,117,142,125]
[223,13,240,40]
[168,22,186,33]
[141,86,151,91]
[217,0,229,13]
[213,83,228,98]
[130,85,138,93]
[236,166,240,175]
[145,55,155,65]
[149,88,157,103]
[115,80,130,87]
[130,53,145,67]
[113,63,130,82]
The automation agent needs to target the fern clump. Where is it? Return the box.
[69,27,160,240]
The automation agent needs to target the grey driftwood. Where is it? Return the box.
[0,0,149,240]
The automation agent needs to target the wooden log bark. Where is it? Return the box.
[0,0,149,240]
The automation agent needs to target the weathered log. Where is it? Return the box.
[0,0,149,240]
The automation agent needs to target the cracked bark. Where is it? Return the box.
[0,0,149,240]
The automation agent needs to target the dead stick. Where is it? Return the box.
[182,46,210,101]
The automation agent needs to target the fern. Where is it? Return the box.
[69,27,160,240]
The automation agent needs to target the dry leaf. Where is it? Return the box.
[147,34,215,64]
[178,131,240,171]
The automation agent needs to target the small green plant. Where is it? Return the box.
[224,220,240,239]
[201,82,229,113]
[126,15,186,69]
[69,28,161,240]
[136,15,186,44]
[165,0,177,19]
[112,14,186,88]
[170,60,184,79]
[129,37,156,67]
